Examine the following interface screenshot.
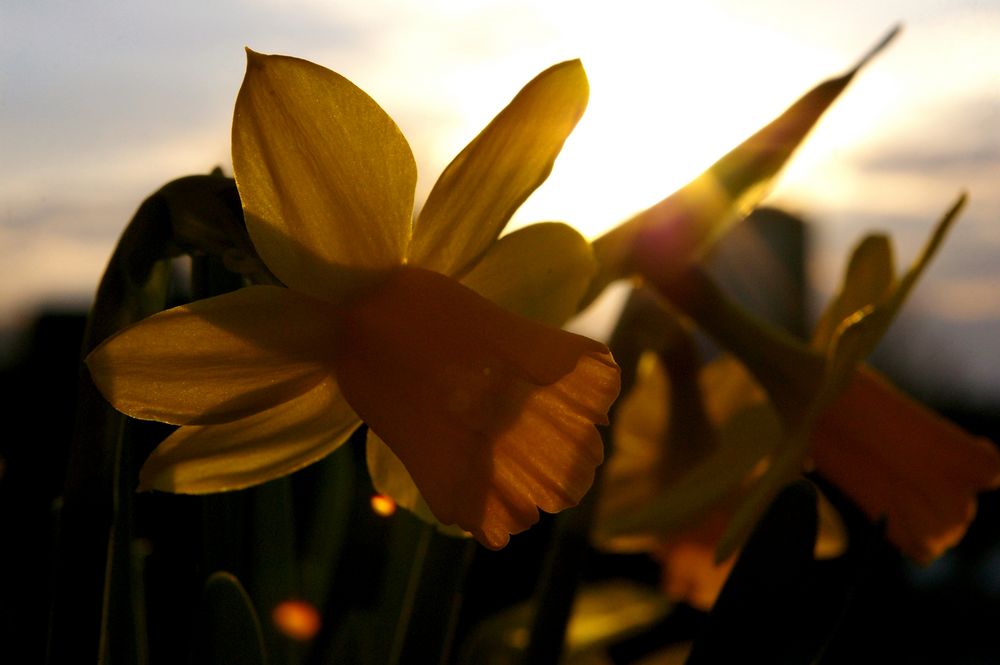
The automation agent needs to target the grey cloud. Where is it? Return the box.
[858,98,1000,174]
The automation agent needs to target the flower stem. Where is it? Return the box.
[386,523,433,665]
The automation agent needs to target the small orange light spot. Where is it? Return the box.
[272,600,321,641]
[370,493,396,517]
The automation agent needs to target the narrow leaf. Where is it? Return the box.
[195,571,268,665]
[584,26,900,306]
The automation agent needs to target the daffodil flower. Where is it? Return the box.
[592,203,1000,605]
[811,365,1000,564]
[86,51,621,550]
[711,198,1000,560]
[807,225,1000,563]
[598,345,999,610]
[582,25,997,568]
[590,317,774,609]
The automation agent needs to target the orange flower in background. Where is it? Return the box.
[87,51,620,550]
[813,367,1000,564]
[586,27,998,582]
[592,206,1000,607]
[596,343,999,610]
[801,209,1000,564]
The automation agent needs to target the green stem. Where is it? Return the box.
[656,267,823,424]
[49,191,173,665]
[386,523,434,665]
[521,475,604,665]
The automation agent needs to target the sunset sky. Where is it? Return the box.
[2,0,998,403]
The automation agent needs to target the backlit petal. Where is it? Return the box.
[811,367,1000,563]
[811,234,894,351]
[598,400,779,550]
[593,353,777,551]
[332,267,619,549]
[822,196,964,397]
[460,222,596,327]
[593,352,675,553]
[233,51,416,303]
[87,286,338,425]
[409,60,588,276]
[139,378,361,493]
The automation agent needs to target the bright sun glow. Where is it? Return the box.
[275,2,902,242]
[498,2,899,239]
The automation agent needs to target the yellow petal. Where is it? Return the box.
[365,430,470,538]
[592,352,671,552]
[599,401,779,549]
[332,267,619,549]
[594,350,687,550]
[811,234,894,351]
[233,50,416,303]
[811,367,1000,563]
[593,352,778,549]
[460,222,596,327]
[824,195,964,395]
[86,286,337,425]
[815,487,849,559]
[409,60,589,276]
[139,378,361,493]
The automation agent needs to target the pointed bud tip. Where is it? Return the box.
[851,24,902,74]
[244,47,268,70]
[542,58,589,96]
